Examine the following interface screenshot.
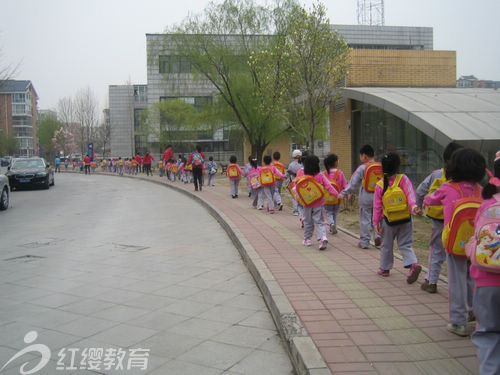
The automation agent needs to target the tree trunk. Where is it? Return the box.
[251,143,266,165]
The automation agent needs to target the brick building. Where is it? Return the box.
[0,80,39,157]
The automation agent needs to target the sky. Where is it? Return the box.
[1,0,499,111]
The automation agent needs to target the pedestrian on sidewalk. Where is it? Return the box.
[424,147,485,337]
[296,155,339,250]
[373,152,422,283]
[142,152,154,176]
[272,152,286,211]
[340,144,382,249]
[416,142,463,294]
[287,150,303,217]
[188,145,205,191]
[247,157,262,209]
[323,153,347,235]
[468,151,500,375]
[258,155,284,213]
[83,154,91,175]
[226,155,243,198]
[207,156,218,186]
[244,155,253,197]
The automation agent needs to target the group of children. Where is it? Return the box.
[223,144,500,373]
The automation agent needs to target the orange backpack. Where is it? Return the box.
[442,183,483,257]
[323,170,341,205]
[227,164,240,178]
[260,166,275,186]
[362,162,383,193]
[294,175,325,207]
[272,162,285,179]
[171,164,178,174]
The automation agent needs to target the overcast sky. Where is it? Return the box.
[2,0,499,111]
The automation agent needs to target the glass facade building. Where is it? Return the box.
[351,100,444,184]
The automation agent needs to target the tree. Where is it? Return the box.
[251,2,349,154]
[74,87,99,154]
[52,127,76,159]
[0,132,18,156]
[139,99,202,153]
[161,0,298,162]
[38,115,63,159]
[0,45,19,84]
[57,96,75,127]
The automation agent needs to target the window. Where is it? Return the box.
[134,86,147,102]
[159,96,212,111]
[13,127,32,137]
[12,104,26,115]
[12,93,25,103]
[13,117,32,126]
[158,55,192,74]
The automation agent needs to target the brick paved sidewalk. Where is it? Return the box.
[106,173,479,375]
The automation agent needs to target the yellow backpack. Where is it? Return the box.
[323,170,341,205]
[377,174,410,224]
[294,176,325,207]
[227,164,240,178]
[425,169,448,220]
[260,166,275,186]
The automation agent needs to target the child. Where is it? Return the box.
[226,155,243,198]
[287,150,303,216]
[247,157,262,208]
[340,144,382,249]
[468,151,500,373]
[207,157,218,186]
[158,159,164,177]
[244,155,254,197]
[296,155,340,250]
[259,155,284,213]
[424,147,486,336]
[272,152,286,210]
[323,154,347,235]
[170,158,178,182]
[416,142,463,293]
[373,152,422,283]
[179,157,188,184]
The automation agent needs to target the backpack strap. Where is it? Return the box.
[393,174,404,187]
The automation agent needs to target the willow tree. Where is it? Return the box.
[251,2,349,154]
[156,0,297,162]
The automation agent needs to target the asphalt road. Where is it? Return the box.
[0,173,294,374]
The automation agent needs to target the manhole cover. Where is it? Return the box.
[4,255,45,263]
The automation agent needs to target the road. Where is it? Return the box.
[0,173,294,374]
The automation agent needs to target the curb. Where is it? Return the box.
[88,172,332,375]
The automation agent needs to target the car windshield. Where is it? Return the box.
[12,159,45,169]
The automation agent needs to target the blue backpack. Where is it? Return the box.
[192,152,204,167]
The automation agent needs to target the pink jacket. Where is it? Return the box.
[470,196,500,287]
[306,173,339,208]
[423,181,482,227]
[325,168,347,192]
[179,162,185,174]
[373,174,417,226]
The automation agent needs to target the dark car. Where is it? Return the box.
[7,157,55,190]
[0,173,9,210]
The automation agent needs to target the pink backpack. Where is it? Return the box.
[466,193,500,273]
[247,168,261,190]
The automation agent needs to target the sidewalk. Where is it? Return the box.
[102,172,479,375]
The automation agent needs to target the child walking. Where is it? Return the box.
[416,142,463,293]
[287,150,303,216]
[340,144,382,249]
[207,156,218,186]
[468,151,500,374]
[323,154,347,235]
[247,157,262,208]
[424,147,486,336]
[226,155,243,198]
[296,155,340,250]
[258,155,284,213]
[373,152,422,283]
[272,152,286,211]
[244,155,253,197]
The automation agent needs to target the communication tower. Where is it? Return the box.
[357,0,385,26]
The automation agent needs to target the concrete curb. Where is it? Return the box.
[89,172,332,375]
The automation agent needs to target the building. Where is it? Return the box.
[457,75,500,89]
[109,84,148,158]
[0,80,39,157]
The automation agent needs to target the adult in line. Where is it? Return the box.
[163,145,173,164]
[83,154,91,175]
[188,145,205,191]
[135,153,143,173]
[143,151,155,176]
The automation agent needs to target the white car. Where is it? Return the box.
[0,173,9,210]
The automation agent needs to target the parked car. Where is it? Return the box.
[6,157,55,190]
[1,156,12,167]
[0,173,9,210]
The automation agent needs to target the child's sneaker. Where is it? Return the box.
[407,263,422,284]
[319,237,328,250]
[467,310,476,322]
[377,268,390,277]
[329,224,337,234]
[446,323,467,337]
[303,239,312,247]
[257,205,264,210]
[269,210,275,214]
[278,204,283,211]
[292,211,299,216]
[358,242,369,249]
[248,192,251,197]
[420,280,437,293]
[374,237,382,247]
